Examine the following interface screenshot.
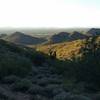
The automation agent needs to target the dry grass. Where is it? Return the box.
[36,39,85,60]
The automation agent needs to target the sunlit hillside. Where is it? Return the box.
[36,36,100,60]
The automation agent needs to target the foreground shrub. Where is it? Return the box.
[1,75,20,84]
[33,53,46,66]
[12,78,33,92]
[0,52,32,77]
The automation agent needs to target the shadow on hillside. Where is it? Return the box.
[33,48,100,93]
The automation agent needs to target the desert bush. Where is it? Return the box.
[1,75,20,84]
[33,53,46,66]
[28,84,44,95]
[12,78,33,92]
[0,52,32,77]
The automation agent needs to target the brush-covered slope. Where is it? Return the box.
[3,32,47,45]
[0,39,38,77]
[37,36,100,60]
[0,39,66,100]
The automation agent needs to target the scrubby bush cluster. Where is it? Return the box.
[0,40,33,78]
[50,36,100,93]
[12,78,33,92]
[0,39,47,78]
[0,52,32,77]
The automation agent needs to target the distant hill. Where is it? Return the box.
[48,31,87,44]
[1,28,100,45]
[3,32,47,45]
[69,31,87,40]
[87,28,100,36]
[49,32,70,43]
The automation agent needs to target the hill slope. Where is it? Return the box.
[0,39,68,100]
[49,32,70,43]
[69,31,87,40]
[37,36,100,60]
[3,32,47,45]
[48,31,87,44]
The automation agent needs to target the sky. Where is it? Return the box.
[0,0,100,28]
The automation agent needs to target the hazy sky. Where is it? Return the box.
[0,0,100,28]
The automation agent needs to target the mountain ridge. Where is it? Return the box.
[3,32,47,45]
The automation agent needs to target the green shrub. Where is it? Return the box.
[0,52,32,77]
[33,53,46,66]
[2,75,20,84]
[12,79,33,92]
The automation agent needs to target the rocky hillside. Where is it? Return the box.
[37,36,100,60]
[37,40,84,60]
[3,32,47,45]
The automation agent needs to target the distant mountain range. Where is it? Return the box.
[1,28,100,45]
[46,28,100,44]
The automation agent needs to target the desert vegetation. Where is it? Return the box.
[0,29,100,100]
